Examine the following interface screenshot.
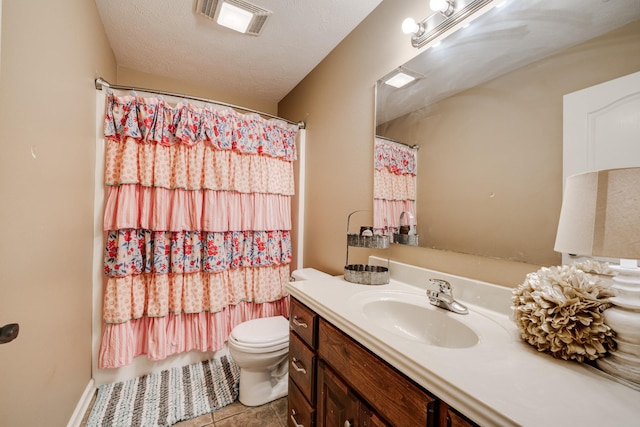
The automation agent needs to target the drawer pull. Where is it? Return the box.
[291,357,307,374]
[344,420,352,427]
[292,316,308,328]
[290,409,304,427]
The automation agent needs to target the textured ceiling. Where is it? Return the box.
[95,0,383,103]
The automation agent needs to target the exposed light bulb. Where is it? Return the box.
[402,17,419,34]
[430,0,449,12]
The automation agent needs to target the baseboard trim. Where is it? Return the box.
[67,379,96,427]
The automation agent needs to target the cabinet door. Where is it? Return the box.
[317,361,359,427]
[318,319,436,426]
[360,404,389,427]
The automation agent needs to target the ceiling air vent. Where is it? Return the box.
[195,0,272,36]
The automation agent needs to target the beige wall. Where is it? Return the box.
[117,65,278,115]
[279,0,429,276]
[278,1,638,287]
[0,1,633,423]
[378,22,640,267]
[0,0,116,425]
[278,0,539,286]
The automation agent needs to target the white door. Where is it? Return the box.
[562,70,640,263]
[563,70,640,182]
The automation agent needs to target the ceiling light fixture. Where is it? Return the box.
[195,0,272,36]
[383,67,422,89]
[217,2,254,33]
[402,0,501,48]
[385,72,415,88]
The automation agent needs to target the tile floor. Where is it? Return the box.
[81,395,288,427]
[171,397,288,427]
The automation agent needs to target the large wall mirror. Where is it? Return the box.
[375,0,640,266]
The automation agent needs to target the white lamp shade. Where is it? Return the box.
[554,167,640,259]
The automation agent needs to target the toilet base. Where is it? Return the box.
[238,367,289,406]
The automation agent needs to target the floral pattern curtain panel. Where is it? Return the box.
[373,137,417,236]
[99,93,297,368]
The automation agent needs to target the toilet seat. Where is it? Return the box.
[229,316,289,353]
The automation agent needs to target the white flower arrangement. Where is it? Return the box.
[573,259,614,276]
[512,263,615,362]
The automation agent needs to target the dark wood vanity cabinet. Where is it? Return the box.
[317,361,388,427]
[439,403,477,427]
[288,298,319,427]
[288,297,477,427]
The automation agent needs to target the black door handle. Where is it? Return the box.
[0,323,19,344]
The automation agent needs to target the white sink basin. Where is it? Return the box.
[353,290,480,348]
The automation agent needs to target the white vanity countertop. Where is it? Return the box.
[287,261,640,427]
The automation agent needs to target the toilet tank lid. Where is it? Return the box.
[230,315,289,344]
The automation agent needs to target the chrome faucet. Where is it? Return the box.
[426,279,468,315]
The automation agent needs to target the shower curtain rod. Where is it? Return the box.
[94,77,306,129]
[375,134,419,150]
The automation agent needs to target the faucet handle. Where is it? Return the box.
[425,288,439,304]
[429,278,452,294]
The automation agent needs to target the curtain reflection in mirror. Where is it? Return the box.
[373,137,418,240]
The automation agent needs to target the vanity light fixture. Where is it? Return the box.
[554,167,640,386]
[195,0,271,36]
[402,0,501,48]
[401,17,424,37]
[430,0,455,17]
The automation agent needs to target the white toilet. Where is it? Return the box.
[227,315,290,406]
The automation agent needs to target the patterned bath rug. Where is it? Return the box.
[86,356,240,427]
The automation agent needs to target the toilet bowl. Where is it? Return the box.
[227,315,290,406]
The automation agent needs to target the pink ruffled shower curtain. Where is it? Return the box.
[373,137,417,235]
[98,93,297,369]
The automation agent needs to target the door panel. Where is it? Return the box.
[563,70,640,180]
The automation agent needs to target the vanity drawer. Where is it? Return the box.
[288,378,315,427]
[289,331,316,402]
[318,318,436,427]
[290,297,317,349]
